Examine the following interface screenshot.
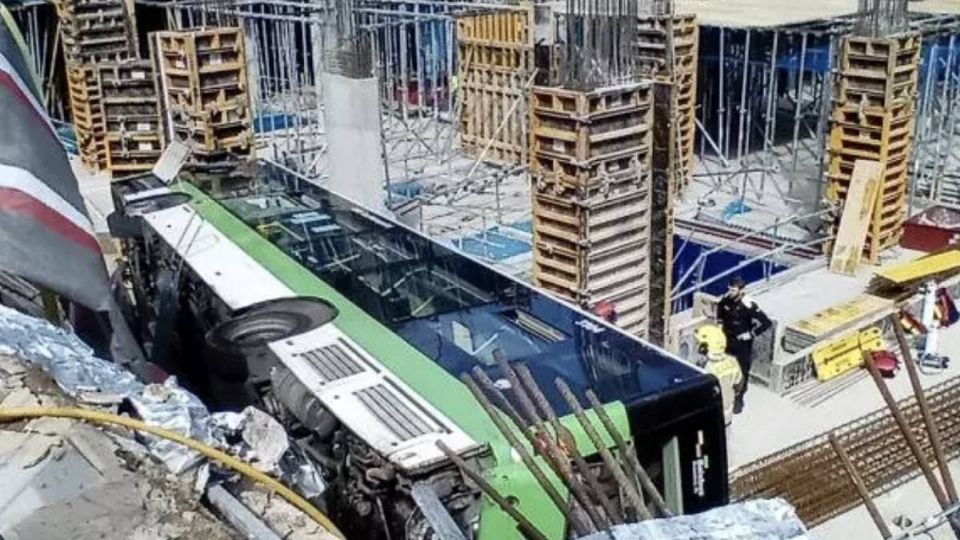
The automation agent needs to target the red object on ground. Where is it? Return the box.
[872,350,900,378]
[901,205,960,252]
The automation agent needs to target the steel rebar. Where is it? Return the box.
[515,365,624,525]
[436,441,549,540]
[891,314,960,504]
[461,374,589,536]
[489,358,606,532]
[555,378,653,520]
[863,351,958,536]
[584,389,672,517]
[829,433,893,539]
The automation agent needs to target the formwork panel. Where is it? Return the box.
[96,60,163,179]
[457,6,534,167]
[635,14,699,194]
[54,0,137,65]
[531,80,654,338]
[67,65,107,171]
[826,32,920,264]
[152,27,253,162]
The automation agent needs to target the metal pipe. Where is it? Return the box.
[436,441,549,540]
[761,30,779,195]
[671,235,832,300]
[736,29,751,164]
[717,27,726,160]
[555,378,652,521]
[829,433,892,539]
[791,32,809,175]
[815,34,836,206]
[584,389,672,517]
[890,313,959,504]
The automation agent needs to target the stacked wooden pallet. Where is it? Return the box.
[55,0,138,172]
[152,27,253,162]
[54,0,137,66]
[530,83,654,337]
[66,65,107,170]
[826,33,921,263]
[635,13,699,193]
[97,60,163,178]
[456,6,534,167]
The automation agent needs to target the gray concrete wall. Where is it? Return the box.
[320,72,386,214]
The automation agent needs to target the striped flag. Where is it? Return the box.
[0,7,109,310]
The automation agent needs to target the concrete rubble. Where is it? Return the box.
[0,306,338,540]
[0,353,236,540]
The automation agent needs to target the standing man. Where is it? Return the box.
[716,276,772,414]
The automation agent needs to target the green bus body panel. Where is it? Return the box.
[182,185,631,539]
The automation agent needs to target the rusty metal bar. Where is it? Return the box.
[461,374,589,536]
[515,365,624,525]
[555,378,653,520]
[732,375,960,526]
[488,358,606,532]
[585,389,673,518]
[864,352,954,516]
[830,433,893,538]
[891,313,960,504]
[436,440,549,540]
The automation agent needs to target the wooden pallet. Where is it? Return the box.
[837,33,920,110]
[66,65,107,170]
[826,33,920,263]
[93,60,164,178]
[151,27,252,160]
[634,14,699,194]
[54,0,137,65]
[530,80,654,338]
[531,83,653,119]
[457,6,534,167]
[531,111,652,166]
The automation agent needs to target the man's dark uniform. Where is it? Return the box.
[717,293,772,409]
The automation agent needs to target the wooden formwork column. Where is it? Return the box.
[649,82,677,346]
[54,0,138,172]
[826,32,921,263]
[97,60,164,180]
[530,82,654,337]
[151,28,254,163]
[456,5,535,167]
[636,13,699,195]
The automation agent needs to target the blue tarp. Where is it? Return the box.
[456,226,530,261]
[672,236,789,311]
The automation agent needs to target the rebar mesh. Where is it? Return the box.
[732,376,960,527]
[558,0,640,89]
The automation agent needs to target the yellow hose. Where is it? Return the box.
[0,406,346,539]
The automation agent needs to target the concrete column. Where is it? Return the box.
[321,72,386,214]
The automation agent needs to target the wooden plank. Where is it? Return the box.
[789,294,894,340]
[874,250,960,285]
[830,160,883,275]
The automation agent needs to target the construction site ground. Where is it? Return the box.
[0,353,238,539]
[729,273,960,538]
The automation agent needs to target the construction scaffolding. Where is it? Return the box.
[9,0,960,328]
